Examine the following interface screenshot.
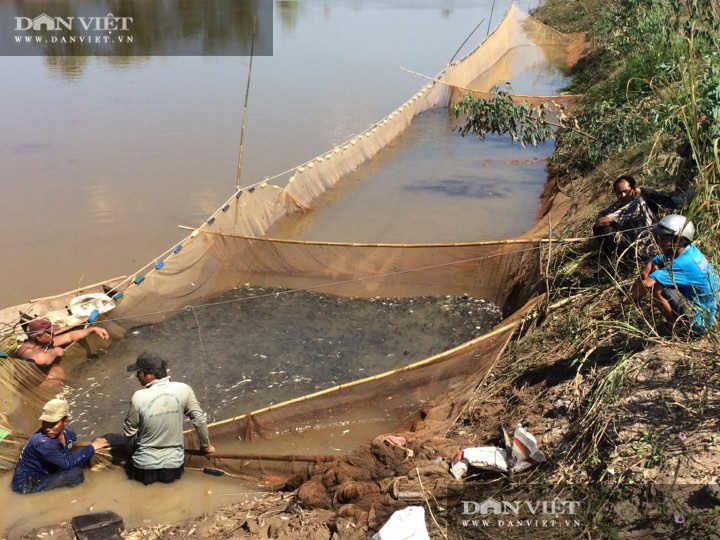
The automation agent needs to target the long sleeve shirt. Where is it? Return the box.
[598,194,655,235]
[123,377,210,469]
[12,428,94,492]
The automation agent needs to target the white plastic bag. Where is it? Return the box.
[512,424,546,472]
[372,506,430,540]
[463,446,508,472]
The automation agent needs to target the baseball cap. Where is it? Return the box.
[28,318,61,335]
[39,398,70,423]
[126,352,167,372]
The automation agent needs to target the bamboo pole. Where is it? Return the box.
[177,225,591,247]
[486,0,497,37]
[236,17,256,191]
[184,449,338,462]
[29,275,127,303]
[449,18,485,63]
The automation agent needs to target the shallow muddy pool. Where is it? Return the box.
[0,412,401,539]
[0,464,259,539]
[65,288,501,438]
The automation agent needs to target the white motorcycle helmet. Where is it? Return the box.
[653,214,695,243]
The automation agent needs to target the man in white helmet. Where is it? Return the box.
[625,214,719,334]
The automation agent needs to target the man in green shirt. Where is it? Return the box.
[123,352,215,485]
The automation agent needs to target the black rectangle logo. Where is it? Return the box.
[0,0,273,56]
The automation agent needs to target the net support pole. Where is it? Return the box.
[486,0,497,37]
[448,18,485,64]
[236,16,257,191]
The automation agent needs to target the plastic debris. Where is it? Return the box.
[450,455,469,479]
[384,435,407,447]
[372,506,429,540]
[450,424,545,479]
[511,424,546,472]
[384,434,414,458]
[463,447,509,472]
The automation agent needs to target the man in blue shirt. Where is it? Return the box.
[625,215,719,334]
[12,399,109,493]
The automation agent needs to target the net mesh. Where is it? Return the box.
[0,5,575,472]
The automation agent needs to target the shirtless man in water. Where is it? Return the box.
[15,318,109,382]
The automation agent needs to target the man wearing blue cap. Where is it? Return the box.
[123,352,215,485]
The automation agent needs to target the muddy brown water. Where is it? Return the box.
[0,0,562,309]
[268,44,569,243]
[0,416,398,539]
[64,287,502,439]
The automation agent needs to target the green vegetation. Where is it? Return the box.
[539,0,720,256]
[453,84,556,147]
[451,2,720,536]
[460,1,720,259]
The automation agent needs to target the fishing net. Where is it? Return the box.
[0,359,49,470]
[0,4,576,473]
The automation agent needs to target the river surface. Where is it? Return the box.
[0,0,562,309]
[0,0,570,536]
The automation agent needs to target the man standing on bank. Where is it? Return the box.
[123,352,215,485]
[12,398,109,493]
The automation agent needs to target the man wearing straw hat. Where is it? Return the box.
[11,398,109,493]
[123,352,215,485]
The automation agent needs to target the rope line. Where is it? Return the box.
[399,64,582,102]
[80,244,545,326]
[526,11,583,41]
[0,223,655,338]
[189,305,209,403]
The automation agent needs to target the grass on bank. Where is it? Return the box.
[442,1,720,536]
